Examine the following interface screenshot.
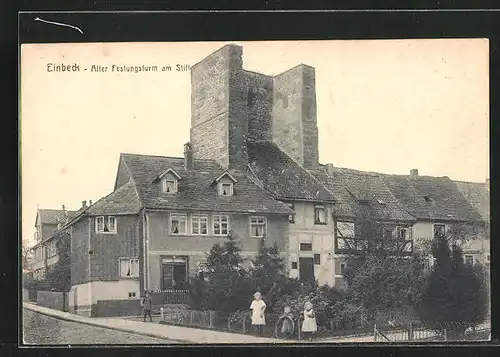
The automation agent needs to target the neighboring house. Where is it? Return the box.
[30,207,77,280]
[380,170,487,267]
[454,179,490,267]
[63,146,292,316]
[309,165,416,288]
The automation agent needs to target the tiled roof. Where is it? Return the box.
[380,174,483,222]
[454,181,490,221]
[36,209,77,225]
[310,166,415,222]
[120,153,293,215]
[86,178,142,215]
[246,141,336,202]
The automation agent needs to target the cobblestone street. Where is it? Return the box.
[22,308,173,345]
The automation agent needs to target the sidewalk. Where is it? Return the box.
[23,302,282,344]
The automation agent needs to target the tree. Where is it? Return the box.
[45,230,71,292]
[248,238,286,305]
[22,239,33,272]
[419,233,488,336]
[343,204,426,323]
[189,232,251,313]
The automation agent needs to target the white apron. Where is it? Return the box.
[250,299,266,325]
[301,309,317,332]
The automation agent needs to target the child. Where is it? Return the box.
[301,301,317,341]
[279,306,294,336]
[250,292,266,336]
[141,290,153,322]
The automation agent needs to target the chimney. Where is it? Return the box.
[410,169,419,176]
[184,142,194,170]
[89,199,92,206]
[62,204,66,212]
[326,163,334,176]
[82,200,87,209]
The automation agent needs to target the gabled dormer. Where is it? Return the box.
[157,168,182,194]
[212,171,238,197]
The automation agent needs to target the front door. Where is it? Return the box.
[299,257,315,282]
[161,256,188,290]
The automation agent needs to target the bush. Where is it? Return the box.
[419,235,488,334]
[272,281,343,330]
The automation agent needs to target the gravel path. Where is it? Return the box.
[22,308,173,345]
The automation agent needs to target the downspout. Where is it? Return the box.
[146,210,151,291]
[88,217,92,314]
[142,209,148,291]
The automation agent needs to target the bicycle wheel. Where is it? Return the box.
[274,316,295,339]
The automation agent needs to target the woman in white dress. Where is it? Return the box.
[301,301,317,341]
[250,292,266,336]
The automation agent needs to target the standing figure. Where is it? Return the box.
[250,292,266,336]
[141,290,153,322]
[301,301,317,341]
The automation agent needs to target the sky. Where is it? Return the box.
[21,39,490,247]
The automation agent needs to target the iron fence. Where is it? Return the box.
[160,307,217,329]
[374,320,491,342]
[153,289,189,305]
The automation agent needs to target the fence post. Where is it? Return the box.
[228,315,231,330]
[374,323,377,342]
[408,322,413,341]
[243,315,246,334]
[190,311,193,325]
[209,312,214,328]
[160,307,164,321]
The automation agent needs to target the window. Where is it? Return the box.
[291,262,298,269]
[120,258,139,278]
[433,224,446,238]
[162,179,178,194]
[465,255,474,267]
[285,202,295,223]
[396,226,412,240]
[486,254,490,262]
[340,263,346,275]
[128,292,136,298]
[96,216,117,234]
[213,215,229,236]
[250,216,266,237]
[300,243,313,251]
[219,183,233,196]
[314,204,326,224]
[171,214,187,234]
[314,254,321,265]
[192,215,208,235]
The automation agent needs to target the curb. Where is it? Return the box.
[23,303,190,344]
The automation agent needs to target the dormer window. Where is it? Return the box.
[163,179,178,194]
[157,168,182,194]
[213,171,237,197]
[219,183,233,196]
[423,195,432,203]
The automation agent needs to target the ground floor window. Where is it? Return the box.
[464,255,474,266]
[120,258,139,277]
